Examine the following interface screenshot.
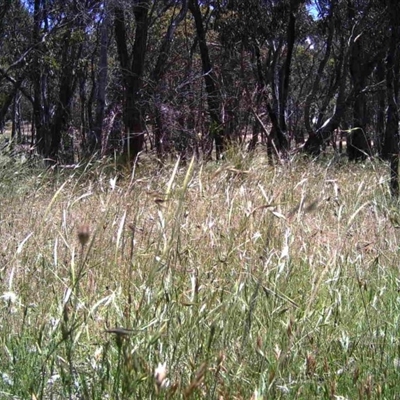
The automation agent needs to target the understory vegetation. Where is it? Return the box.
[0,151,400,399]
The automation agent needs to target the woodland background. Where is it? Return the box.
[1,0,400,178]
[2,2,400,398]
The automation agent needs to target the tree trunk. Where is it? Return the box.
[189,0,224,159]
[304,45,349,155]
[304,0,335,136]
[150,1,188,159]
[48,30,82,160]
[254,44,288,152]
[382,24,400,161]
[348,34,370,160]
[278,0,302,134]
[383,22,400,197]
[375,60,385,156]
[0,75,24,130]
[150,1,188,86]
[91,1,109,153]
[0,0,12,38]
[32,0,46,156]
[114,1,150,162]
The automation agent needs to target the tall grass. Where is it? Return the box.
[0,150,399,399]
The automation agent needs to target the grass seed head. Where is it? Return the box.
[77,224,90,246]
[306,353,316,377]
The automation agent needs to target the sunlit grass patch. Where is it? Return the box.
[0,153,399,398]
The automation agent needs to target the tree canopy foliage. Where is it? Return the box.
[0,0,399,176]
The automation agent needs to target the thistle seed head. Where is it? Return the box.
[77,225,90,247]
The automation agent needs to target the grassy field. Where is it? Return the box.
[0,149,399,399]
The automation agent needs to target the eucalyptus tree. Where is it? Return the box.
[187,0,225,159]
[303,0,386,157]
[215,0,310,155]
[303,0,352,154]
[30,0,102,161]
[148,0,188,159]
[112,0,151,161]
[378,0,400,196]
[0,0,31,134]
[346,0,387,160]
[112,0,194,162]
[90,0,110,153]
[302,0,335,139]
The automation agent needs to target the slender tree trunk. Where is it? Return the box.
[382,24,400,161]
[32,0,46,156]
[390,153,399,198]
[92,2,109,153]
[348,37,370,160]
[304,0,335,136]
[79,71,87,152]
[0,0,12,37]
[48,31,82,160]
[0,75,24,130]
[304,46,350,155]
[150,1,188,86]
[278,0,301,134]
[376,60,385,156]
[114,1,150,162]
[384,0,400,197]
[348,91,370,161]
[150,1,188,159]
[254,44,288,151]
[383,23,400,196]
[189,0,224,159]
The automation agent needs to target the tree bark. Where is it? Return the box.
[278,0,302,133]
[254,44,288,152]
[382,0,400,199]
[375,60,385,156]
[150,1,188,159]
[382,25,400,161]
[0,75,24,130]
[48,29,83,160]
[348,23,370,160]
[188,0,224,159]
[383,23,400,196]
[91,1,109,154]
[32,0,46,156]
[114,1,150,162]
[304,0,335,136]
[304,42,350,155]
[0,0,12,38]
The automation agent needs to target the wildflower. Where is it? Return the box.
[47,374,60,385]
[1,291,18,313]
[154,362,169,389]
[1,372,13,386]
[90,347,103,370]
[1,291,17,304]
